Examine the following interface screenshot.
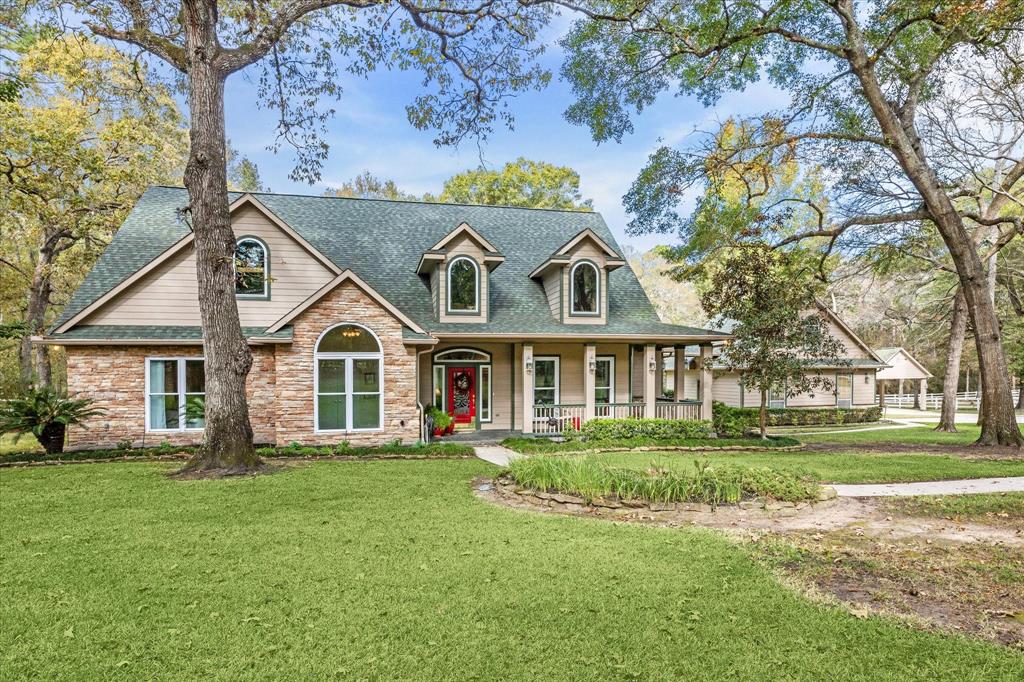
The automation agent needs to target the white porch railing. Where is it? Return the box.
[655,401,702,420]
[533,404,586,435]
[596,402,645,419]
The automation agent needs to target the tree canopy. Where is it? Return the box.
[435,157,593,210]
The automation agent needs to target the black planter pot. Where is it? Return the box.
[38,422,66,454]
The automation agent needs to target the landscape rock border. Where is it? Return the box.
[0,453,476,469]
[482,473,838,521]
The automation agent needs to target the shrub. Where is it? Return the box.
[0,387,104,454]
[580,418,712,441]
[500,435,799,454]
[712,401,882,435]
[506,456,819,505]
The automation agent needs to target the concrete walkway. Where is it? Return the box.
[831,476,1024,498]
[473,445,521,467]
[786,419,919,436]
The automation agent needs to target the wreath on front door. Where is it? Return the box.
[453,371,472,392]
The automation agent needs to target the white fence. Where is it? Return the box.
[884,390,1021,410]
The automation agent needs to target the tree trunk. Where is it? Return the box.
[846,40,1023,446]
[177,0,261,474]
[936,291,967,432]
[759,389,767,440]
[19,244,54,389]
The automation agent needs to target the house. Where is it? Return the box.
[37,187,730,449]
[875,347,933,408]
[663,306,887,409]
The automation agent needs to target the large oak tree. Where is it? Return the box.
[58,0,552,473]
[560,0,1023,445]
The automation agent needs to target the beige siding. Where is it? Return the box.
[876,350,929,381]
[631,348,645,399]
[438,234,488,324]
[84,204,335,327]
[542,268,560,319]
[595,343,631,403]
[683,369,700,401]
[853,370,877,405]
[820,312,871,359]
[712,372,743,406]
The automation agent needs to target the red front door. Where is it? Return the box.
[447,366,477,425]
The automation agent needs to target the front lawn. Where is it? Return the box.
[591,450,1024,484]
[797,425,989,446]
[2,461,1021,679]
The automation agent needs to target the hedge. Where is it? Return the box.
[712,401,883,437]
[575,418,712,441]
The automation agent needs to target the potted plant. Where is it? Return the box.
[0,387,104,454]
[427,408,452,438]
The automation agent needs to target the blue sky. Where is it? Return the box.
[223,15,788,253]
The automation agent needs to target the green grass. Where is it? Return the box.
[502,435,800,454]
[507,455,819,503]
[1,461,1020,680]
[591,450,1024,484]
[0,432,41,455]
[882,493,1024,521]
[797,425,990,446]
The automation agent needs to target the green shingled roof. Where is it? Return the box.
[53,325,293,341]
[56,186,723,339]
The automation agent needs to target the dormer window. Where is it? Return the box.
[234,237,269,298]
[447,256,479,313]
[570,261,599,315]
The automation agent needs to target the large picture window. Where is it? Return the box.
[315,323,383,432]
[533,356,559,405]
[570,261,599,315]
[447,256,479,313]
[146,358,205,431]
[234,237,268,298]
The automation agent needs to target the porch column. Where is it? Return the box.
[897,378,904,405]
[644,344,657,418]
[674,346,686,402]
[918,379,927,411]
[522,344,534,434]
[700,344,714,420]
[584,344,597,422]
[655,348,665,399]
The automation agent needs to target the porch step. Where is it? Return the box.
[442,429,522,445]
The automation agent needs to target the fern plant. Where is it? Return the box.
[0,387,103,454]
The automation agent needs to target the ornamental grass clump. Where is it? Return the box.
[506,456,818,506]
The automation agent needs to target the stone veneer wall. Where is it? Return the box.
[273,280,420,446]
[65,345,276,450]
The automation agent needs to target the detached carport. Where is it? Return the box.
[875,347,933,408]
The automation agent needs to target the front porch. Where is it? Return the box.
[420,340,717,437]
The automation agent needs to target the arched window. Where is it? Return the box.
[234,237,268,298]
[570,261,599,315]
[314,323,383,432]
[447,256,479,313]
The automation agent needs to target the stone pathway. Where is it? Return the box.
[831,476,1024,498]
[473,446,521,467]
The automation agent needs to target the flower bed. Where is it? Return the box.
[505,455,820,507]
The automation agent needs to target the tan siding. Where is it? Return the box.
[876,350,929,380]
[631,348,645,399]
[821,313,870,359]
[541,268,560,319]
[595,343,631,403]
[84,205,335,327]
[712,372,743,406]
[787,372,834,407]
[853,370,877,405]
[683,369,701,401]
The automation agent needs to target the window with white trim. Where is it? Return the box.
[768,384,786,409]
[533,356,559,405]
[447,256,479,313]
[836,373,854,408]
[147,358,205,431]
[315,323,383,432]
[595,356,614,404]
[479,365,491,422]
[570,261,599,315]
[234,237,268,297]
